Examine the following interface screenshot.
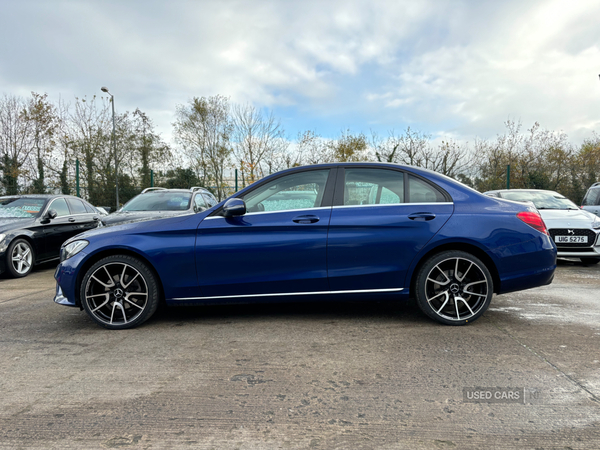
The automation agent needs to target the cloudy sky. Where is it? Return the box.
[2,0,599,146]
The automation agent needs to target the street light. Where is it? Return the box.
[101,86,119,210]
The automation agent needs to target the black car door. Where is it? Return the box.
[66,198,100,234]
[41,198,75,261]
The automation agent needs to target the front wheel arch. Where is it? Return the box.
[74,248,165,308]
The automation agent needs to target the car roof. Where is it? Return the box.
[0,194,86,200]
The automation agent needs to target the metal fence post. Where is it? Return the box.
[506,165,510,190]
[76,159,80,197]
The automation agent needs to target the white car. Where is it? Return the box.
[484,189,600,265]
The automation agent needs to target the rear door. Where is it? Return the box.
[327,167,454,291]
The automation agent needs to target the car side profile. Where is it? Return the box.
[0,195,102,277]
[54,163,557,329]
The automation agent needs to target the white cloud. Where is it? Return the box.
[0,0,599,146]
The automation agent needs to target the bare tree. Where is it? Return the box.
[174,95,233,199]
[0,94,37,194]
[232,103,286,185]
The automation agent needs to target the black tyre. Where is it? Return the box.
[580,258,600,265]
[6,238,35,278]
[415,250,493,325]
[80,255,159,329]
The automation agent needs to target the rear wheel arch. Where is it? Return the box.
[410,242,501,296]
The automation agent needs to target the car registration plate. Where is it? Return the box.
[554,235,587,244]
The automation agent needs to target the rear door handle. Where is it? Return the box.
[408,212,436,221]
[292,215,320,224]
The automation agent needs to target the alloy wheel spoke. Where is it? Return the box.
[455,260,473,282]
[455,295,475,316]
[427,289,450,303]
[122,272,139,289]
[91,275,113,289]
[435,291,450,314]
[123,295,144,310]
[90,294,111,312]
[103,266,116,287]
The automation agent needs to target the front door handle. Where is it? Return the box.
[68,217,76,223]
[408,212,436,221]
[292,215,320,224]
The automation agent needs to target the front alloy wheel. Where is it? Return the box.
[415,251,493,325]
[7,239,34,278]
[81,255,159,329]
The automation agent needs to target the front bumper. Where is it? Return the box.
[53,251,88,308]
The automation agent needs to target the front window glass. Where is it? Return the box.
[344,169,404,205]
[121,192,192,212]
[49,198,70,217]
[500,191,579,210]
[0,197,46,218]
[243,170,330,213]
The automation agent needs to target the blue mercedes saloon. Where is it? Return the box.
[54,163,556,329]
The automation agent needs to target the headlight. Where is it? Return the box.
[593,217,600,229]
[61,240,89,261]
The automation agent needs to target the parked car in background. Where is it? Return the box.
[484,189,600,264]
[0,195,102,278]
[101,187,218,226]
[54,163,556,329]
[581,182,600,217]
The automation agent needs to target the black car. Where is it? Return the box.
[102,187,218,226]
[0,195,102,277]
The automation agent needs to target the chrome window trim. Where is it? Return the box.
[204,206,333,220]
[333,202,454,209]
[41,197,99,219]
[171,287,404,301]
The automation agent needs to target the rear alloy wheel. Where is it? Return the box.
[6,239,34,278]
[580,258,600,265]
[81,255,159,329]
[415,251,493,325]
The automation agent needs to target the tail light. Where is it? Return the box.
[517,211,548,235]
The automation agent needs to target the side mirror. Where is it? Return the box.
[223,198,246,217]
[44,209,58,220]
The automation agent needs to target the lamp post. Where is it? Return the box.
[101,86,119,210]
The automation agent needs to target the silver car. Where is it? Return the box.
[484,189,600,264]
[582,182,600,217]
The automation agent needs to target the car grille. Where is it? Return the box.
[548,228,598,248]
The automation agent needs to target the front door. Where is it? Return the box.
[195,169,335,298]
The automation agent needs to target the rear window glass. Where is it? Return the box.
[408,176,447,203]
[67,198,87,214]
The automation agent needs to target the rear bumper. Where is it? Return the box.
[497,246,557,294]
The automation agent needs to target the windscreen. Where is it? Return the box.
[0,197,47,218]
